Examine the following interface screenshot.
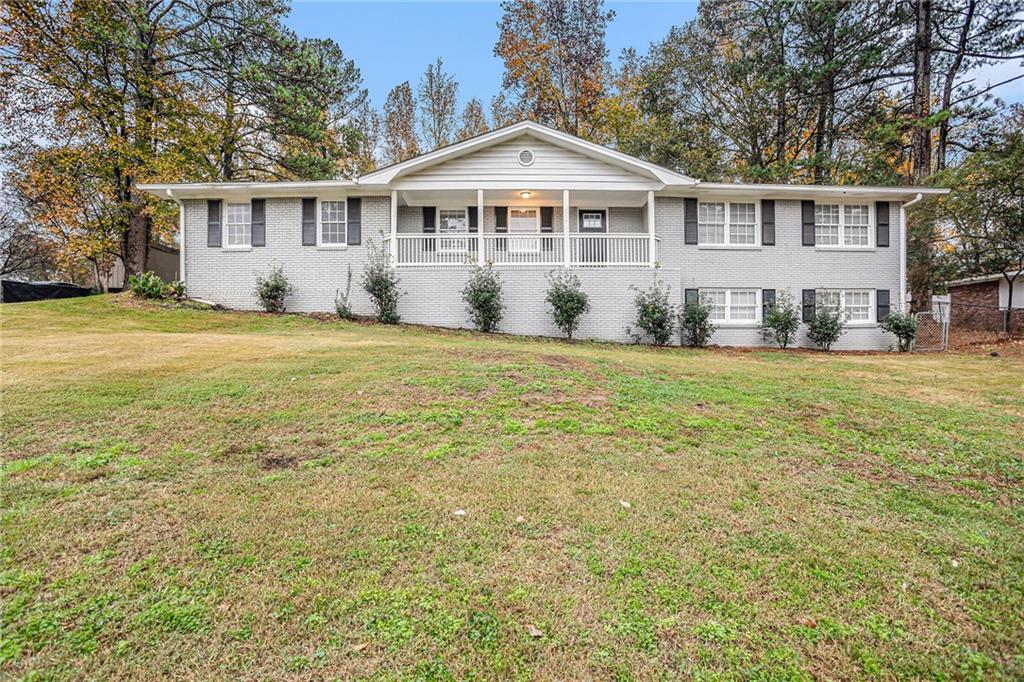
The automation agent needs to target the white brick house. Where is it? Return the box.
[139,121,947,350]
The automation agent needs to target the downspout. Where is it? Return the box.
[167,189,185,284]
[899,193,923,311]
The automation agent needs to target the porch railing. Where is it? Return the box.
[391,235,479,266]
[386,234,652,267]
[484,235,564,265]
[570,234,649,266]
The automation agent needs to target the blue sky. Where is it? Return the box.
[285,1,698,109]
[285,1,1023,111]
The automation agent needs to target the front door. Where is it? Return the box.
[578,210,607,263]
[509,208,539,253]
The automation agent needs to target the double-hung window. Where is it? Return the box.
[701,289,759,323]
[320,200,347,246]
[815,203,872,247]
[818,289,873,322]
[224,203,251,247]
[437,208,468,253]
[698,202,757,246]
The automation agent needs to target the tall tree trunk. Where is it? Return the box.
[126,192,151,275]
[911,0,932,183]
[936,0,976,171]
[124,12,158,277]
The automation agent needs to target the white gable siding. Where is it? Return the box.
[396,135,652,187]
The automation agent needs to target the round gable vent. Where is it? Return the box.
[518,149,535,166]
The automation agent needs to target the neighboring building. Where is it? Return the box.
[95,243,180,291]
[946,271,1023,334]
[138,121,947,349]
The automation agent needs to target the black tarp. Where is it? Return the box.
[1,280,93,303]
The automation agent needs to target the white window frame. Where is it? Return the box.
[700,288,761,325]
[317,198,348,248]
[817,288,875,324]
[580,211,604,232]
[697,201,760,248]
[223,202,252,249]
[508,207,542,253]
[814,202,874,249]
[437,206,470,254]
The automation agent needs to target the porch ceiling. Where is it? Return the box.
[398,189,651,208]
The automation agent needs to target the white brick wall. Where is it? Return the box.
[183,195,903,350]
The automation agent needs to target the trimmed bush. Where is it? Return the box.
[545,270,590,340]
[627,279,676,346]
[362,241,402,324]
[334,265,354,320]
[807,305,846,351]
[759,292,800,349]
[462,264,504,333]
[879,310,917,352]
[679,299,717,348]
[127,271,165,299]
[254,265,294,313]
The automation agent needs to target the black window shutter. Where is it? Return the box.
[876,201,890,247]
[876,289,890,321]
[801,201,815,246]
[684,288,699,307]
[762,289,776,318]
[250,199,265,247]
[540,206,553,232]
[494,206,508,233]
[467,206,478,233]
[761,200,775,246]
[301,198,316,246]
[684,198,698,245]
[347,197,361,245]
[802,289,815,322]
[207,199,222,247]
[422,206,436,233]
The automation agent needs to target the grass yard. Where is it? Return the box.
[2,296,1022,680]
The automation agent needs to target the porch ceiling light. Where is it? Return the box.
[520,191,531,199]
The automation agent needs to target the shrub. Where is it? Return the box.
[627,279,676,346]
[879,310,917,352]
[165,280,186,301]
[678,299,717,348]
[254,265,294,313]
[462,264,504,333]
[334,265,354,320]
[807,305,846,351]
[545,270,590,340]
[127,271,165,299]
[362,241,402,324]
[759,292,800,349]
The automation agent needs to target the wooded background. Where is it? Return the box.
[1,0,1022,310]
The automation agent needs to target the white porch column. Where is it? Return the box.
[562,189,571,267]
[647,190,656,267]
[477,189,485,266]
[390,190,398,266]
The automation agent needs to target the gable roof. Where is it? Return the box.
[357,120,699,187]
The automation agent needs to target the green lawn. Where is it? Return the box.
[2,296,1022,680]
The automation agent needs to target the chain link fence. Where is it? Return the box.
[914,300,1023,352]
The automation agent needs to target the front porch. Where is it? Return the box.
[384,188,658,268]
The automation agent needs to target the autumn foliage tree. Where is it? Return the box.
[494,0,614,137]
[1,0,366,278]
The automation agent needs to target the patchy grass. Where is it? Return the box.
[2,295,1022,680]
